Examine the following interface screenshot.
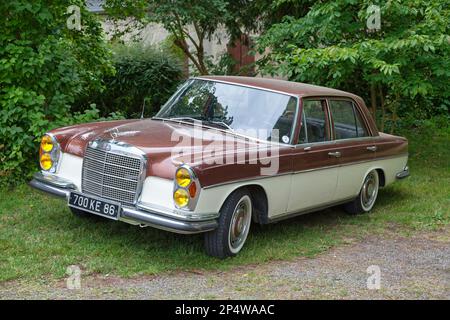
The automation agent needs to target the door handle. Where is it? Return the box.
[328,151,341,158]
[366,146,377,152]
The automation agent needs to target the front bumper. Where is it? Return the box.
[29,172,218,234]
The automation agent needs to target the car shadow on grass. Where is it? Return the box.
[35,185,412,276]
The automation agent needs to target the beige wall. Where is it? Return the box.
[101,19,229,64]
[100,18,284,78]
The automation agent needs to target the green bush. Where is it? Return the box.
[83,43,184,118]
[0,1,117,186]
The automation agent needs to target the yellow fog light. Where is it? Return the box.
[40,135,54,153]
[174,188,189,208]
[40,153,53,171]
[176,167,191,187]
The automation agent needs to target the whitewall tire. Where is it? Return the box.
[204,189,252,258]
[344,169,380,215]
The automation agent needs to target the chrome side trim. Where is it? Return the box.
[202,171,293,189]
[202,153,409,189]
[294,135,381,149]
[268,197,355,223]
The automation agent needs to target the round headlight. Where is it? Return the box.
[176,167,191,187]
[40,135,54,153]
[40,153,53,171]
[174,188,189,208]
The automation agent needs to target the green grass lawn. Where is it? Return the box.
[0,127,448,283]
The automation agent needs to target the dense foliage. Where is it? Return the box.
[104,0,283,75]
[0,0,115,185]
[105,0,234,75]
[77,44,184,118]
[257,0,450,131]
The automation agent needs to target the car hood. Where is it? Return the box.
[49,118,279,180]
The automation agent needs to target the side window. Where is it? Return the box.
[298,100,329,144]
[329,100,368,139]
[354,107,369,137]
[273,97,298,143]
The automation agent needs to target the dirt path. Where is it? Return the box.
[1,229,449,299]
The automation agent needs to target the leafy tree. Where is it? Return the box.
[257,0,450,131]
[0,0,114,184]
[233,0,315,32]
[104,0,299,75]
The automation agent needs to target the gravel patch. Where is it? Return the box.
[1,229,449,299]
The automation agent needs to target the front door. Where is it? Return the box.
[287,99,339,213]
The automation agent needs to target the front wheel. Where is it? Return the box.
[344,169,379,215]
[204,189,252,259]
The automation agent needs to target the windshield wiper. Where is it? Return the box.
[203,120,234,132]
[168,116,201,122]
[153,116,233,132]
[152,116,201,124]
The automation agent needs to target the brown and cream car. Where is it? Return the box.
[30,76,409,258]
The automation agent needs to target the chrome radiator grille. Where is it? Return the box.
[82,144,144,205]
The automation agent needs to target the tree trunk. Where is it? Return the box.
[370,83,377,119]
[173,37,208,75]
[194,27,208,75]
[379,85,385,132]
[390,93,400,134]
[196,49,208,75]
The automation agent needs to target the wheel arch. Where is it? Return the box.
[376,168,386,187]
[217,183,269,225]
[245,184,269,224]
[359,166,385,190]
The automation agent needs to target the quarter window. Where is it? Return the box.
[298,100,329,144]
[329,100,368,139]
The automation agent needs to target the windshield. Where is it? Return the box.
[155,79,298,144]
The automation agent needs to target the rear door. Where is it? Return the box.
[327,99,378,201]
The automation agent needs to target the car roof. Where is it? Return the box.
[196,76,358,99]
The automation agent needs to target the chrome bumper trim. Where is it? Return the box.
[29,174,218,234]
[119,207,217,234]
[29,172,75,198]
[136,202,219,222]
[396,166,410,179]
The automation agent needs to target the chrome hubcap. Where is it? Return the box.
[361,171,378,210]
[229,196,251,252]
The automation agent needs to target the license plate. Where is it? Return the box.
[68,192,121,220]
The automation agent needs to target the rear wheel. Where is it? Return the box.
[344,169,379,215]
[204,189,252,259]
